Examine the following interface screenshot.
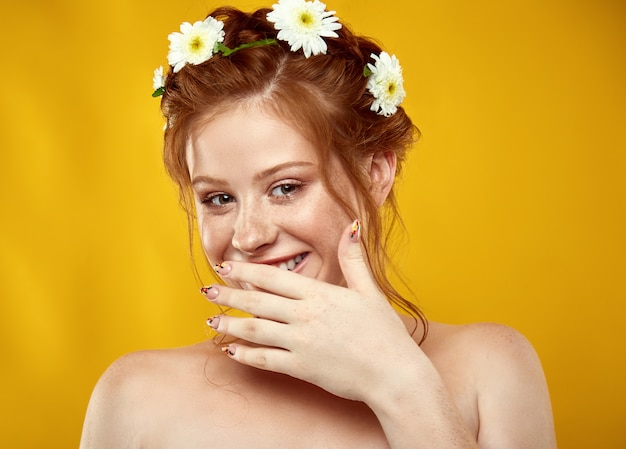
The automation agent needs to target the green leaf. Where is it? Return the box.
[214,42,231,55]
[152,87,165,97]
[363,66,373,78]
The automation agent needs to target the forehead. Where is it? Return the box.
[191,93,331,152]
[186,103,322,175]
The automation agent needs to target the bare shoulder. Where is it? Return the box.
[422,321,557,449]
[423,321,550,401]
[89,342,211,398]
[424,321,540,362]
[79,342,218,449]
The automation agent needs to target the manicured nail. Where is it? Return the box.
[200,285,219,300]
[206,316,220,329]
[213,262,232,276]
[221,345,235,357]
[349,219,361,242]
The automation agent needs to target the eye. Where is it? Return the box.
[270,182,300,197]
[202,193,236,206]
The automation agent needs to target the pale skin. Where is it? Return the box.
[80,104,556,449]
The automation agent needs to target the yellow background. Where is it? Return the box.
[1,0,624,447]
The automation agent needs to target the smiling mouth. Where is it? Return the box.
[272,253,308,271]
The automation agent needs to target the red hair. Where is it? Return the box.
[160,6,427,342]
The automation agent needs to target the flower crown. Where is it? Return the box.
[152,0,406,117]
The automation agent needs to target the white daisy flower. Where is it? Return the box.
[152,66,166,91]
[267,0,342,58]
[167,17,225,73]
[366,51,406,117]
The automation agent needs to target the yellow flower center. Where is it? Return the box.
[387,82,397,95]
[189,36,204,53]
[299,12,315,28]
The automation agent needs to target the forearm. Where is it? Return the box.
[366,350,479,449]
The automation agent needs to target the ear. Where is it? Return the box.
[368,151,397,206]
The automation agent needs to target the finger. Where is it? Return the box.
[221,344,295,377]
[213,260,322,300]
[201,285,296,323]
[337,219,379,293]
[208,315,289,349]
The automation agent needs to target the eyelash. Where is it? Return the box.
[201,193,235,207]
[270,181,303,198]
[199,181,304,208]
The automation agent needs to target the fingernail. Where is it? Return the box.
[349,219,361,242]
[200,285,219,300]
[206,316,220,329]
[213,262,232,276]
[221,345,236,357]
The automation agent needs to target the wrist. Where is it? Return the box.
[364,341,434,413]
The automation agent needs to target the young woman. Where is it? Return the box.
[80,2,556,448]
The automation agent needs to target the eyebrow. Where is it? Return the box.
[191,161,317,188]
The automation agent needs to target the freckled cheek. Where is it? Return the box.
[304,197,352,253]
[197,214,232,264]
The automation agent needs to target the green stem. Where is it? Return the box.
[215,38,278,57]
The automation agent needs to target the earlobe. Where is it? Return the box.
[368,151,397,206]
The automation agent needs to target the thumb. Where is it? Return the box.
[337,219,377,292]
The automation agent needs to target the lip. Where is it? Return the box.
[258,252,309,273]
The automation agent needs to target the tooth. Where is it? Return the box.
[287,259,296,270]
[279,262,288,270]
[295,254,302,263]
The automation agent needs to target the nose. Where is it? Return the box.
[231,202,278,255]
